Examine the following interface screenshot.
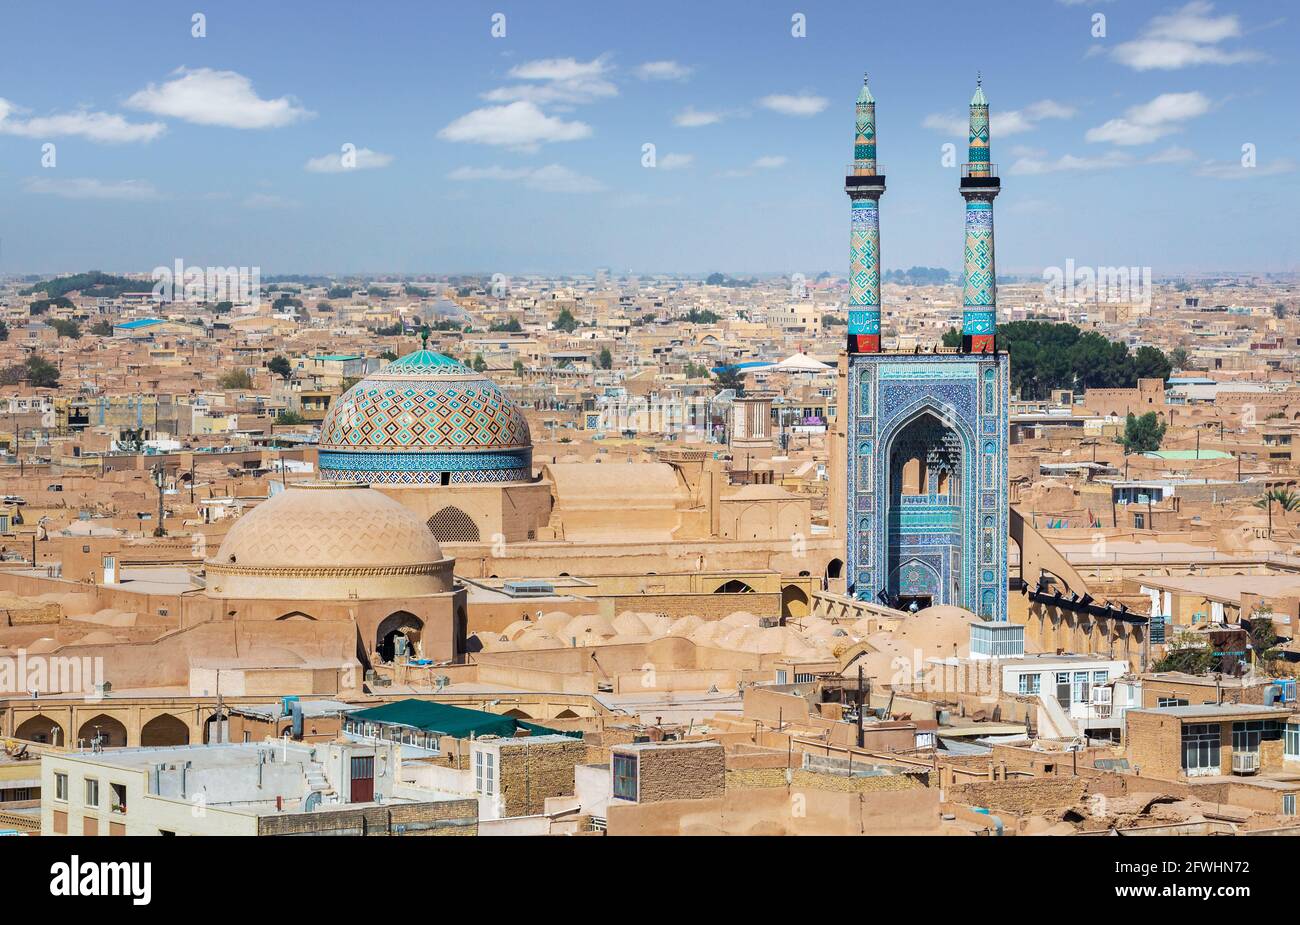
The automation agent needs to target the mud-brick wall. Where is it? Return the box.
[498,739,587,817]
[633,743,725,803]
[256,799,478,836]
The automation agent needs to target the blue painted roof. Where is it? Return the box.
[116,318,165,330]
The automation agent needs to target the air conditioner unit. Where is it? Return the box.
[1232,751,1260,775]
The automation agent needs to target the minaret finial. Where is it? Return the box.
[420,324,430,350]
[977,70,982,88]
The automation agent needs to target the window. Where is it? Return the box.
[1056,672,1072,707]
[54,773,68,802]
[612,753,639,802]
[1092,670,1109,685]
[1286,723,1300,760]
[1285,794,1297,817]
[1182,723,1221,776]
[1073,672,1090,704]
[1232,720,1265,755]
[1158,697,1190,708]
[85,778,99,808]
[1018,673,1041,695]
[775,670,788,685]
[474,750,496,797]
[109,783,127,814]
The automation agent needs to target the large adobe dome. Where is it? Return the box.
[204,483,454,600]
[317,350,532,484]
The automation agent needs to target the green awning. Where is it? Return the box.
[347,699,580,740]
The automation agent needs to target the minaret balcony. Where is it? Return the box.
[845,165,886,191]
[960,163,1000,191]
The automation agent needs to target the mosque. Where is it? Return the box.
[841,76,1010,619]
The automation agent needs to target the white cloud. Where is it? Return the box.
[127,68,311,129]
[658,153,694,170]
[483,56,617,107]
[923,99,1074,137]
[635,60,692,81]
[0,99,164,143]
[1009,151,1134,175]
[1193,158,1297,180]
[304,147,394,173]
[438,101,591,149]
[1111,2,1263,71]
[509,57,610,82]
[1146,145,1197,164]
[447,163,605,193]
[674,106,722,127]
[21,176,160,200]
[718,156,791,178]
[1085,91,1210,145]
[758,94,827,117]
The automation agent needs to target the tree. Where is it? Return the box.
[1133,345,1172,383]
[1272,303,1286,319]
[213,300,233,315]
[50,318,82,339]
[90,319,113,336]
[219,369,253,389]
[554,308,579,333]
[489,318,523,333]
[24,355,60,388]
[379,350,398,361]
[714,365,745,395]
[1254,488,1300,535]
[0,320,7,341]
[117,428,146,453]
[1169,347,1189,371]
[1119,411,1166,453]
[472,354,488,373]
[941,327,961,349]
[275,410,305,425]
[598,347,612,370]
[513,359,525,376]
[1150,631,1213,674]
[1246,610,1282,673]
[268,355,293,381]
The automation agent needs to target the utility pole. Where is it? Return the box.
[152,464,167,537]
[856,664,865,749]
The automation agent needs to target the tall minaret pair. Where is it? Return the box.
[843,76,1001,355]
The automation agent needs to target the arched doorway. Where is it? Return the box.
[376,611,425,663]
[14,714,65,745]
[76,713,128,749]
[202,711,228,745]
[825,558,843,580]
[884,409,966,609]
[140,713,191,747]
[782,584,810,619]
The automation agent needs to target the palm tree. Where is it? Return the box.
[1253,487,1300,536]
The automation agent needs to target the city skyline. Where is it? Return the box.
[1,0,1297,276]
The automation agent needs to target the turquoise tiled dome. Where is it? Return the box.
[318,350,533,484]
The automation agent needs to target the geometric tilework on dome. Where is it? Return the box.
[318,350,533,484]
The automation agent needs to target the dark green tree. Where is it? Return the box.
[1119,411,1166,453]
[1133,345,1172,383]
[554,309,579,333]
[714,365,745,395]
[598,347,612,370]
[268,355,293,380]
[24,355,61,388]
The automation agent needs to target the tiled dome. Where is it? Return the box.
[318,350,533,484]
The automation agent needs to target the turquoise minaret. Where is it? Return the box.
[845,74,885,354]
[960,75,999,354]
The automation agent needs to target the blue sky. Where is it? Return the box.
[0,0,1296,277]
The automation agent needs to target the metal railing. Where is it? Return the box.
[961,163,998,177]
